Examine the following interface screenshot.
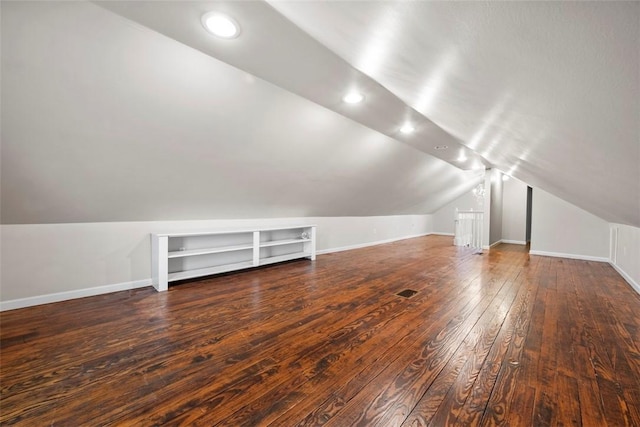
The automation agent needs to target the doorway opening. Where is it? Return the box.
[525,186,533,244]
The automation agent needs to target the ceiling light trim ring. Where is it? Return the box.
[202,12,241,39]
[342,91,365,104]
[400,123,415,134]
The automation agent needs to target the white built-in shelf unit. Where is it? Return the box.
[151,225,316,291]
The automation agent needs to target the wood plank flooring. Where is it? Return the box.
[1,235,639,426]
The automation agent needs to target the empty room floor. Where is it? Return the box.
[1,235,639,425]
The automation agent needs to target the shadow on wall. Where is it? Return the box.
[129,237,152,284]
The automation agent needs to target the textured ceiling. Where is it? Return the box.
[97,0,639,227]
[1,1,638,226]
[94,0,488,170]
[1,1,482,224]
[269,1,640,226]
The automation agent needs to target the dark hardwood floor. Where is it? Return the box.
[1,235,639,426]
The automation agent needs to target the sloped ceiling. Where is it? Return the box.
[0,1,482,224]
[1,1,638,227]
[268,1,640,227]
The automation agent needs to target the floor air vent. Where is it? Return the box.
[397,289,418,298]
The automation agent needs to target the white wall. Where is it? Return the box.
[530,188,609,261]
[610,223,640,294]
[432,190,481,235]
[0,215,433,310]
[501,177,528,244]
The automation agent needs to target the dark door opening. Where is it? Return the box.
[526,186,533,243]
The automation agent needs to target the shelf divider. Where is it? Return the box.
[253,231,260,266]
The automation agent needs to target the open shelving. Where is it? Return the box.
[151,225,316,291]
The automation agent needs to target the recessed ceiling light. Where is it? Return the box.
[399,123,415,134]
[434,145,448,150]
[202,12,240,39]
[342,92,364,104]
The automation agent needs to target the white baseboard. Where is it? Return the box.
[483,240,527,249]
[528,250,608,263]
[476,240,512,249]
[609,262,640,295]
[501,239,527,245]
[2,233,435,311]
[316,232,432,255]
[4,232,526,311]
[3,235,631,312]
[0,279,152,312]
[430,232,454,236]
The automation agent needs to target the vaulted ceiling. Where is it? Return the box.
[268,1,640,226]
[1,1,638,226]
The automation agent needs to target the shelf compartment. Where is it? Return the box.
[168,261,254,282]
[259,238,310,248]
[167,232,252,253]
[259,252,310,266]
[168,244,254,258]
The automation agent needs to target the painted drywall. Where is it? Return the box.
[95,1,488,171]
[432,189,482,235]
[610,223,640,294]
[489,169,504,246]
[0,215,433,308]
[1,1,481,224]
[270,1,640,228]
[530,188,609,260]
[501,177,528,244]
